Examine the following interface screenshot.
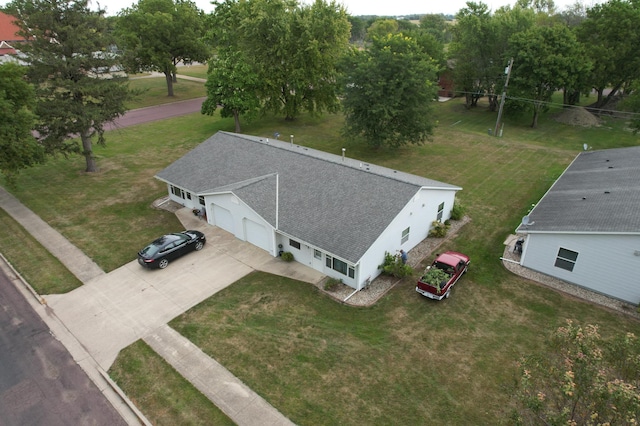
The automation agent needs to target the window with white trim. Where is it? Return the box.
[401,227,410,244]
[170,185,184,199]
[436,202,445,222]
[325,255,352,277]
[314,249,322,259]
[555,248,578,272]
[198,196,205,206]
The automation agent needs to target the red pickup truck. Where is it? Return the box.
[416,251,470,300]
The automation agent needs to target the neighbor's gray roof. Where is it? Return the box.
[156,132,461,263]
[517,146,640,234]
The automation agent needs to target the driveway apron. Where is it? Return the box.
[45,228,258,370]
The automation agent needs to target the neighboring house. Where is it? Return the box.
[0,11,27,64]
[437,59,456,98]
[515,146,640,305]
[156,131,462,290]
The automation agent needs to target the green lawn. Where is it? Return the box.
[3,94,639,424]
[108,341,235,426]
[176,63,208,79]
[0,208,82,294]
[126,76,206,109]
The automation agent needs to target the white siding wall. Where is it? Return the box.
[357,188,458,290]
[521,233,640,304]
[185,186,459,291]
[166,186,199,210]
[204,192,276,256]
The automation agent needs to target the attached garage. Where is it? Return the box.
[212,204,234,234]
[243,218,271,253]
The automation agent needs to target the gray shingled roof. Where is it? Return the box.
[156,132,461,263]
[517,146,640,234]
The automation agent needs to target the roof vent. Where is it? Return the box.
[582,197,586,200]
[608,166,613,169]
[604,191,610,194]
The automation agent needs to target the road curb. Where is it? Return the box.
[0,253,152,426]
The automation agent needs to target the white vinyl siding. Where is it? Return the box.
[521,233,640,304]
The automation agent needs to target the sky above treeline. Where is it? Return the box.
[0,0,601,17]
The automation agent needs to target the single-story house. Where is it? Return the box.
[156,132,461,290]
[515,146,640,305]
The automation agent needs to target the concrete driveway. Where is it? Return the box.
[45,209,324,370]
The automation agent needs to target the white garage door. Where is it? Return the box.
[212,204,234,234]
[243,218,271,252]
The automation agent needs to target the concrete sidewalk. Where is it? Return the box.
[145,325,295,426]
[0,186,104,283]
[0,186,321,425]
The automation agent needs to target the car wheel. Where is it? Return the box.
[195,241,204,251]
[158,258,169,269]
[445,291,450,299]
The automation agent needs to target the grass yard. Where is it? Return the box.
[0,208,81,294]
[176,63,208,80]
[126,76,206,109]
[2,114,233,272]
[3,93,639,424]
[108,340,235,426]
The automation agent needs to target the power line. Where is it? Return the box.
[450,90,640,119]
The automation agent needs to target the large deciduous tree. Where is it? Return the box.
[340,33,438,149]
[116,0,209,97]
[0,62,45,185]
[449,2,535,111]
[201,50,260,132]
[211,0,350,121]
[513,321,640,425]
[507,24,590,128]
[7,0,132,173]
[576,0,640,108]
[449,2,501,110]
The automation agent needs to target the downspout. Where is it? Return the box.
[343,288,360,302]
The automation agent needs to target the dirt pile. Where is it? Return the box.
[554,106,601,127]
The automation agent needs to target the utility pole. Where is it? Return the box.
[494,57,514,137]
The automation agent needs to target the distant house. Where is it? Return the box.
[515,146,640,305]
[437,59,455,98]
[156,132,462,290]
[0,11,27,64]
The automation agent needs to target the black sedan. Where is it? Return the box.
[137,230,206,269]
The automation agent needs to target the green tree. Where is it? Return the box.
[201,50,260,132]
[513,321,640,425]
[0,62,44,185]
[340,33,438,149]
[116,0,210,97]
[622,80,640,134]
[366,18,399,40]
[7,0,132,173]
[507,24,590,128]
[419,13,451,43]
[576,0,640,108]
[449,2,504,110]
[213,0,350,121]
[347,15,367,44]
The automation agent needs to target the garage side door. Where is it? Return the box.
[243,218,271,252]
[212,204,234,234]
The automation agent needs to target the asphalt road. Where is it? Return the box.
[106,97,206,130]
[0,269,127,426]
